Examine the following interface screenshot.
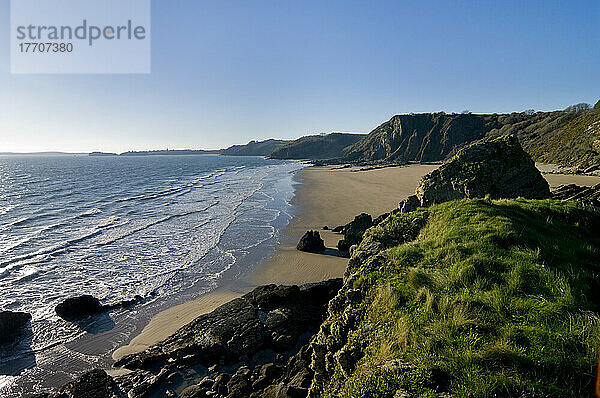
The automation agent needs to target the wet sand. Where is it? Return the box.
[113,164,438,360]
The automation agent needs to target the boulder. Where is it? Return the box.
[337,239,350,252]
[296,231,326,253]
[415,135,550,206]
[55,295,103,321]
[342,213,373,247]
[263,383,308,398]
[212,373,231,396]
[399,195,420,214]
[552,183,600,207]
[56,369,119,398]
[179,385,205,398]
[0,311,31,344]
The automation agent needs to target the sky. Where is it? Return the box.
[0,0,598,153]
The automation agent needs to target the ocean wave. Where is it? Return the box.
[114,173,219,203]
[95,202,218,247]
[0,216,125,276]
[0,213,119,256]
[0,158,305,374]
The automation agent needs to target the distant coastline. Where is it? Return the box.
[0,152,88,156]
[89,149,221,156]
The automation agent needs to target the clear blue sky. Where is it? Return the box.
[1,0,598,153]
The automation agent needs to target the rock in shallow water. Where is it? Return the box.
[0,310,31,344]
[55,295,103,321]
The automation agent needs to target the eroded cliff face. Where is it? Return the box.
[343,113,500,163]
[343,106,600,170]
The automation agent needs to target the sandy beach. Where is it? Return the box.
[113,164,438,360]
[113,164,600,361]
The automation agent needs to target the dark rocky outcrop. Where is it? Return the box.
[110,279,342,397]
[0,311,31,344]
[336,213,373,252]
[55,295,103,321]
[399,195,420,214]
[54,369,121,398]
[415,135,550,206]
[297,231,326,253]
[552,183,600,207]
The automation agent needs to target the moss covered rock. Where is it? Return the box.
[415,135,550,206]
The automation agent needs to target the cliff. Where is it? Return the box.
[270,133,365,160]
[343,103,600,171]
[343,113,498,163]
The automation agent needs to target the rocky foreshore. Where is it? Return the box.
[38,279,341,398]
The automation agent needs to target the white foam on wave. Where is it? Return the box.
[0,158,307,367]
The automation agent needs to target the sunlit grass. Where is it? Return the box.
[329,199,600,397]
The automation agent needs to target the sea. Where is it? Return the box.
[0,154,305,396]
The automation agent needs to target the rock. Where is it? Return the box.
[226,367,251,397]
[296,231,326,253]
[252,363,281,391]
[0,311,31,344]
[198,376,215,390]
[212,373,231,396]
[342,213,373,247]
[56,369,119,398]
[373,212,390,226]
[335,345,363,377]
[415,135,550,205]
[55,295,103,321]
[399,195,420,214]
[552,183,600,207]
[114,279,342,387]
[180,385,205,398]
[263,383,308,398]
[337,239,350,252]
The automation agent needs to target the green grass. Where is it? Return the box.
[322,199,600,397]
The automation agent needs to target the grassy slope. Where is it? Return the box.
[489,108,600,170]
[319,199,600,397]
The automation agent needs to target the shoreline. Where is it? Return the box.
[112,163,440,361]
[111,164,600,362]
